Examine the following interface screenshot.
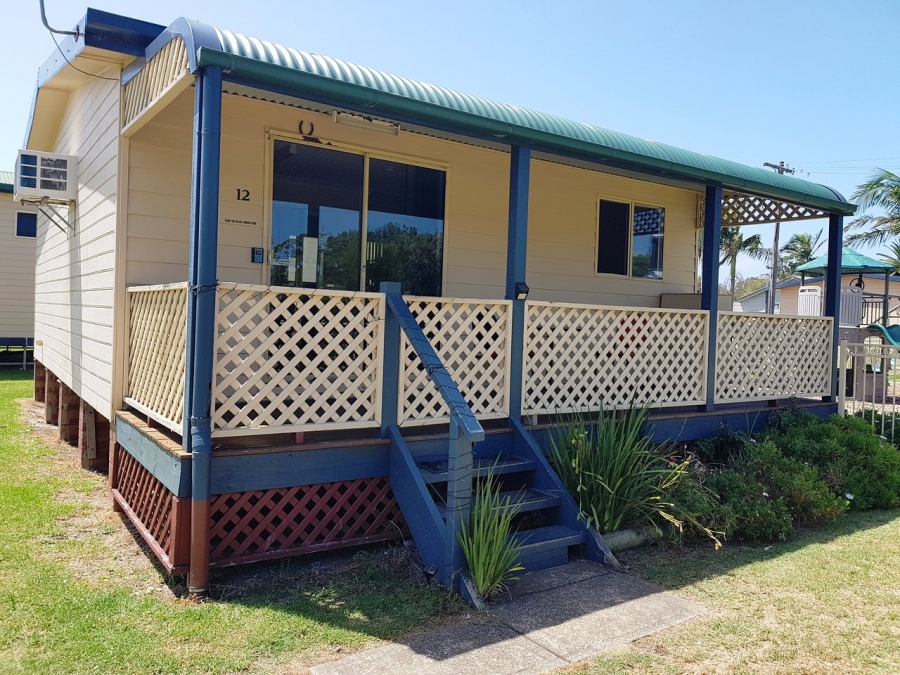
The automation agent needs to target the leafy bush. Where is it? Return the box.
[758,412,900,510]
[457,470,523,600]
[707,469,793,542]
[693,425,753,466]
[548,407,686,533]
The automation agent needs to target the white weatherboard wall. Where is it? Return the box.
[34,75,119,418]
[125,90,701,305]
[0,193,37,339]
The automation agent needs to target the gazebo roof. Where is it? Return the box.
[796,247,893,276]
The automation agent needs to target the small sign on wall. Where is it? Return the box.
[302,237,318,284]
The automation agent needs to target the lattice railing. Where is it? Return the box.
[719,192,829,226]
[212,284,385,436]
[400,297,512,426]
[715,312,833,403]
[523,302,709,415]
[125,284,188,433]
[122,38,190,130]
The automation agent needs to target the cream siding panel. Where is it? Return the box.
[0,195,37,338]
[126,90,700,303]
[33,75,119,417]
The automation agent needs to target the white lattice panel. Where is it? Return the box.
[400,297,512,426]
[715,312,833,403]
[523,302,709,415]
[122,38,190,130]
[212,284,385,436]
[125,284,188,433]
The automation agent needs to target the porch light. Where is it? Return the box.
[332,111,399,135]
[515,281,530,301]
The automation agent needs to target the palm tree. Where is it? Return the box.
[845,169,900,246]
[878,242,900,274]
[719,226,768,297]
[780,229,825,278]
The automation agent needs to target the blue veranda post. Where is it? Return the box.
[187,65,222,595]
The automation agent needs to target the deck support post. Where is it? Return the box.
[505,145,531,420]
[700,186,723,412]
[446,417,472,586]
[186,65,222,596]
[824,213,843,401]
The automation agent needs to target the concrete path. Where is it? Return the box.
[311,560,705,675]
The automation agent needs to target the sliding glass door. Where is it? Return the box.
[270,140,445,296]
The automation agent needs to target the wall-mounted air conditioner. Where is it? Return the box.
[14,150,78,203]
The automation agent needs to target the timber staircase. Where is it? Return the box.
[381,284,617,604]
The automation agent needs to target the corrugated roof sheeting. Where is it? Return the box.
[167,22,856,214]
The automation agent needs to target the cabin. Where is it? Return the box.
[19,9,856,599]
[0,172,38,367]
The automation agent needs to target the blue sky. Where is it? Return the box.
[3,0,898,278]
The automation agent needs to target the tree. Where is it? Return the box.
[844,169,900,246]
[878,242,900,274]
[780,229,824,278]
[721,274,770,299]
[719,227,768,297]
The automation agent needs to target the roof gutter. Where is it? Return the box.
[197,47,856,216]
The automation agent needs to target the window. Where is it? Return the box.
[597,199,665,279]
[270,140,446,296]
[15,212,37,238]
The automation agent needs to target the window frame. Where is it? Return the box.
[14,210,38,239]
[264,130,450,295]
[594,195,666,282]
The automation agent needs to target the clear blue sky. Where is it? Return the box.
[4,0,898,278]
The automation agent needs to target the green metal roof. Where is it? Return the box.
[796,247,892,276]
[0,171,13,194]
[188,26,855,216]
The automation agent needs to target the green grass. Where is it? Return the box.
[0,370,463,675]
[564,509,900,675]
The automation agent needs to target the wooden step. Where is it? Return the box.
[416,455,536,484]
[510,524,587,571]
[435,488,560,521]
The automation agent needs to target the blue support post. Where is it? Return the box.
[700,186,722,412]
[186,66,222,595]
[380,282,401,434]
[824,213,843,401]
[505,145,531,420]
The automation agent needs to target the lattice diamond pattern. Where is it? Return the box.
[208,478,404,561]
[715,312,833,402]
[116,448,174,554]
[523,302,709,414]
[126,285,187,432]
[400,298,512,425]
[719,192,828,227]
[212,286,384,434]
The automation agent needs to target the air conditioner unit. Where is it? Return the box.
[14,150,78,203]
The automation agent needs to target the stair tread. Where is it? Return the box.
[510,524,586,551]
[435,488,560,519]
[416,455,535,484]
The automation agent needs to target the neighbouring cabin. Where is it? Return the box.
[0,172,38,365]
[21,9,856,600]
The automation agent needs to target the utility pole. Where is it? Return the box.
[764,161,795,314]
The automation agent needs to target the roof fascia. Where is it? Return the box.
[198,47,856,216]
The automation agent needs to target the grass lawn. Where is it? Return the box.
[563,509,900,675]
[0,370,463,675]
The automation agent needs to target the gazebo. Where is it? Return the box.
[797,247,894,325]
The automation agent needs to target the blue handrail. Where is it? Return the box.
[384,291,485,443]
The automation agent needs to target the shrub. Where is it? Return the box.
[457,470,523,600]
[548,407,687,534]
[693,425,753,466]
[707,469,793,542]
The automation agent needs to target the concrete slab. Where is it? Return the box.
[311,561,705,675]
[310,619,568,675]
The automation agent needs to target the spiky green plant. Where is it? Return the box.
[548,406,688,534]
[457,471,524,600]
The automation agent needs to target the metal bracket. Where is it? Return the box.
[23,198,76,238]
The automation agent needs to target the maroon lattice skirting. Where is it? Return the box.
[112,445,407,573]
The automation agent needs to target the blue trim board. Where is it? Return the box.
[115,415,191,498]
[0,338,33,347]
[210,443,390,494]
